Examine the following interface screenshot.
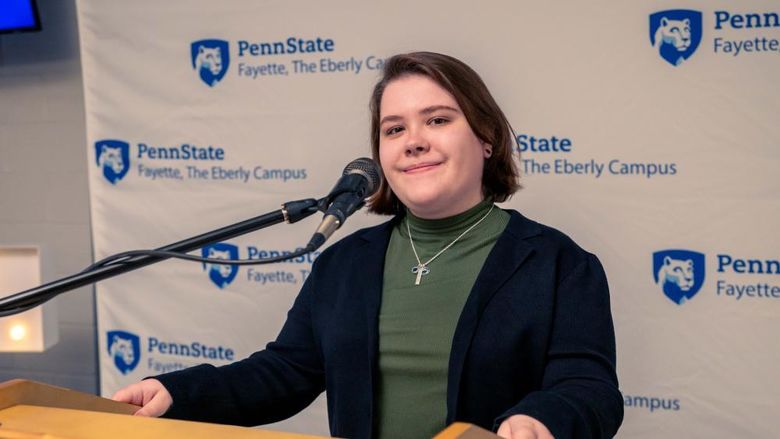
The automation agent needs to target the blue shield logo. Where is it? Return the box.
[107,330,141,375]
[95,139,130,185]
[202,243,239,288]
[191,39,230,87]
[653,250,706,305]
[649,10,703,66]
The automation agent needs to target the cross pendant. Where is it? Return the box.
[411,264,430,285]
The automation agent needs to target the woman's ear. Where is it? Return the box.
[483,144,493,158]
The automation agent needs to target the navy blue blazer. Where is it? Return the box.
[157,210,623,438]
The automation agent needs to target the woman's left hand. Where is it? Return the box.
[496,415,554,439]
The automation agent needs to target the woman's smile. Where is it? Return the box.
[403,161,442,173]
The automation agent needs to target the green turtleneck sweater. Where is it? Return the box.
[376,200,510,439]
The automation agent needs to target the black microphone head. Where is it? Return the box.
[343,157,381,197]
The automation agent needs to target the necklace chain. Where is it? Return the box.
[407,204,495,285]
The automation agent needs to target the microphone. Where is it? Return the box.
[309,158,381,248]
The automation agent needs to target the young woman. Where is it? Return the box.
[114,52,623,439]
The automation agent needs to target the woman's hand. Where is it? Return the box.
[111,378,173,417]
[497,415,554,439]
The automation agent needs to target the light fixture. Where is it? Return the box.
[0,246,59,351]
[9,323,27,341]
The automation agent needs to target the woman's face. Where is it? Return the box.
[378,74,490,219]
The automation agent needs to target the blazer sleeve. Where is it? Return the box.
[496,253,624,438]
[154,267,326,426]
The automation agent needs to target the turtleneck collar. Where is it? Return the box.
[404,198,495,237]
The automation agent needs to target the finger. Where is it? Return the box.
[497,421,511,438]
[111,388,128,402]
[111,386,139,404]
[508,426,537,439]
[134,406,156,417]
[509,425,539,439]
[134,388,172,417]
[134,399,163,417]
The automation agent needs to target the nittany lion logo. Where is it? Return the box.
[95,139,130,185]
[649,10,702,66]
[653,250,706,305]
[107,330,141,375]
[191,39,230,87]
[202,243,239,288]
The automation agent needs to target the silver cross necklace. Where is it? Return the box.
[407,204,495,285]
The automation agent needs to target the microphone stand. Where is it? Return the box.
[0,198,320,315]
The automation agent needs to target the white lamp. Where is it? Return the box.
[0,247,59,351]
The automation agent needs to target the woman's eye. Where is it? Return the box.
[429,117,448,125]
[385,126,404,136]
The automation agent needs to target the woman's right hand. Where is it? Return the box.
[111,378,173,417]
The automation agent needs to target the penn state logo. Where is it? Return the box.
[653,250,706,305]
[202,243,239,288]
[649,10,703,66]
[95,139,130,185]
[107,330,141,375]
[191,39,230,87]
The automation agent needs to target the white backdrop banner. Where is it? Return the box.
[77,1,780,437]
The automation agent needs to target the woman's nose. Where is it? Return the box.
[404,129,430,156]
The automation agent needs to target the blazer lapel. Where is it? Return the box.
[446,211,540,421]
[353,219,396,437]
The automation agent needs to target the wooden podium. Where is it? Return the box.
[0,380,498,438]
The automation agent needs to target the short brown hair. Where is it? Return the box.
[368,51,520,215]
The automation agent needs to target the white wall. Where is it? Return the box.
[0,0,96,393]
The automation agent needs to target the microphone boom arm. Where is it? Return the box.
[0,198,320,316]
